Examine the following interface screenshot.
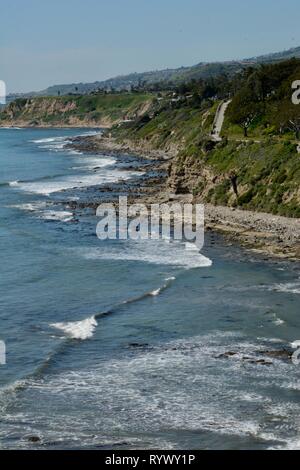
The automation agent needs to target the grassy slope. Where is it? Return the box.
[114,100,218,150]
[112,96,300,217]
[189,139,300,217]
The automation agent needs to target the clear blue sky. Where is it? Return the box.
[1,0,299,93]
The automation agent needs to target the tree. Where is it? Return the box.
[276,100,300,139]
[227,90,262,137]
[288,115,300,139]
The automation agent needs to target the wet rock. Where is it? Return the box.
[128,343,149,349]
[216,351,238,359]
[258,349,293,360]
[247,359,273,366]
[216,352,274,365]
[27,436,41,443]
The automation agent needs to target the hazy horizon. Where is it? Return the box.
[2,0,300,94]
[6,43,300,96]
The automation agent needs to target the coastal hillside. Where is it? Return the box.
[2,59,300,218]
[0,93,154,128]
[111,59,300,217]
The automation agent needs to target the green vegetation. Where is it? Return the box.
[1,58,299,218]
[204,140,300,217]
[0,93,154,126]
[114,99,216,150]
[110,59,300,217]
[225,59,300,139]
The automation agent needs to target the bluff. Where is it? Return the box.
[0,93,154,128]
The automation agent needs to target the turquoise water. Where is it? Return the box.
[0,128,300,450]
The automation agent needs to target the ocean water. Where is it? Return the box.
[0,128,300,450]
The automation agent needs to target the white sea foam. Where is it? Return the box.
[9,180,19,187]
[257,337,285,344]
[31,135,76,154]
[185,242,200,251]
[12,201,47,212]
[31,137,64,144]
[39,143,66,150]
[9,169,136,195]
[150,276,176,296]
[270,313,286,326]
[68,149,82,155]
[0,380,27,413]
[20,134,140,194]
[269,281,300,295]
[39,210,74,222]
[7,331,300,447]
[281,381,300,391]
[12,202,73,222]
[1,126,22,130]
[25,332,277,440]
[76,239,212,269]
[77,130,102,137]
[31,131,101,150]
[71,156,116,170]
[150,287,163,296]
[51,316,98,340]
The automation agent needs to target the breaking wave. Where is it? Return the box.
[51,316,98,340]
[76,240,212,270]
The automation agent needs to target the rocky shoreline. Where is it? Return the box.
[68,134,300,261]
[68,134,177,160]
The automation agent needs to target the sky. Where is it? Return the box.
[1,0,300,93]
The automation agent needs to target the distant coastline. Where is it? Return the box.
[2,57,299,260]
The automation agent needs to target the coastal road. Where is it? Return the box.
[211,100,300,152]
[211,99,232,141]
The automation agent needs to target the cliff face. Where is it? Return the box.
[167,139,300,217]
[0,94,154,128]
[0,98,77,127]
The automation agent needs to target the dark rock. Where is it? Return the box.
[247,359,273,366]
[258,349,293,360]
[28,436,41,443]
[128,343,149,349]
[217,352,274,366]
[216,351,238,359]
